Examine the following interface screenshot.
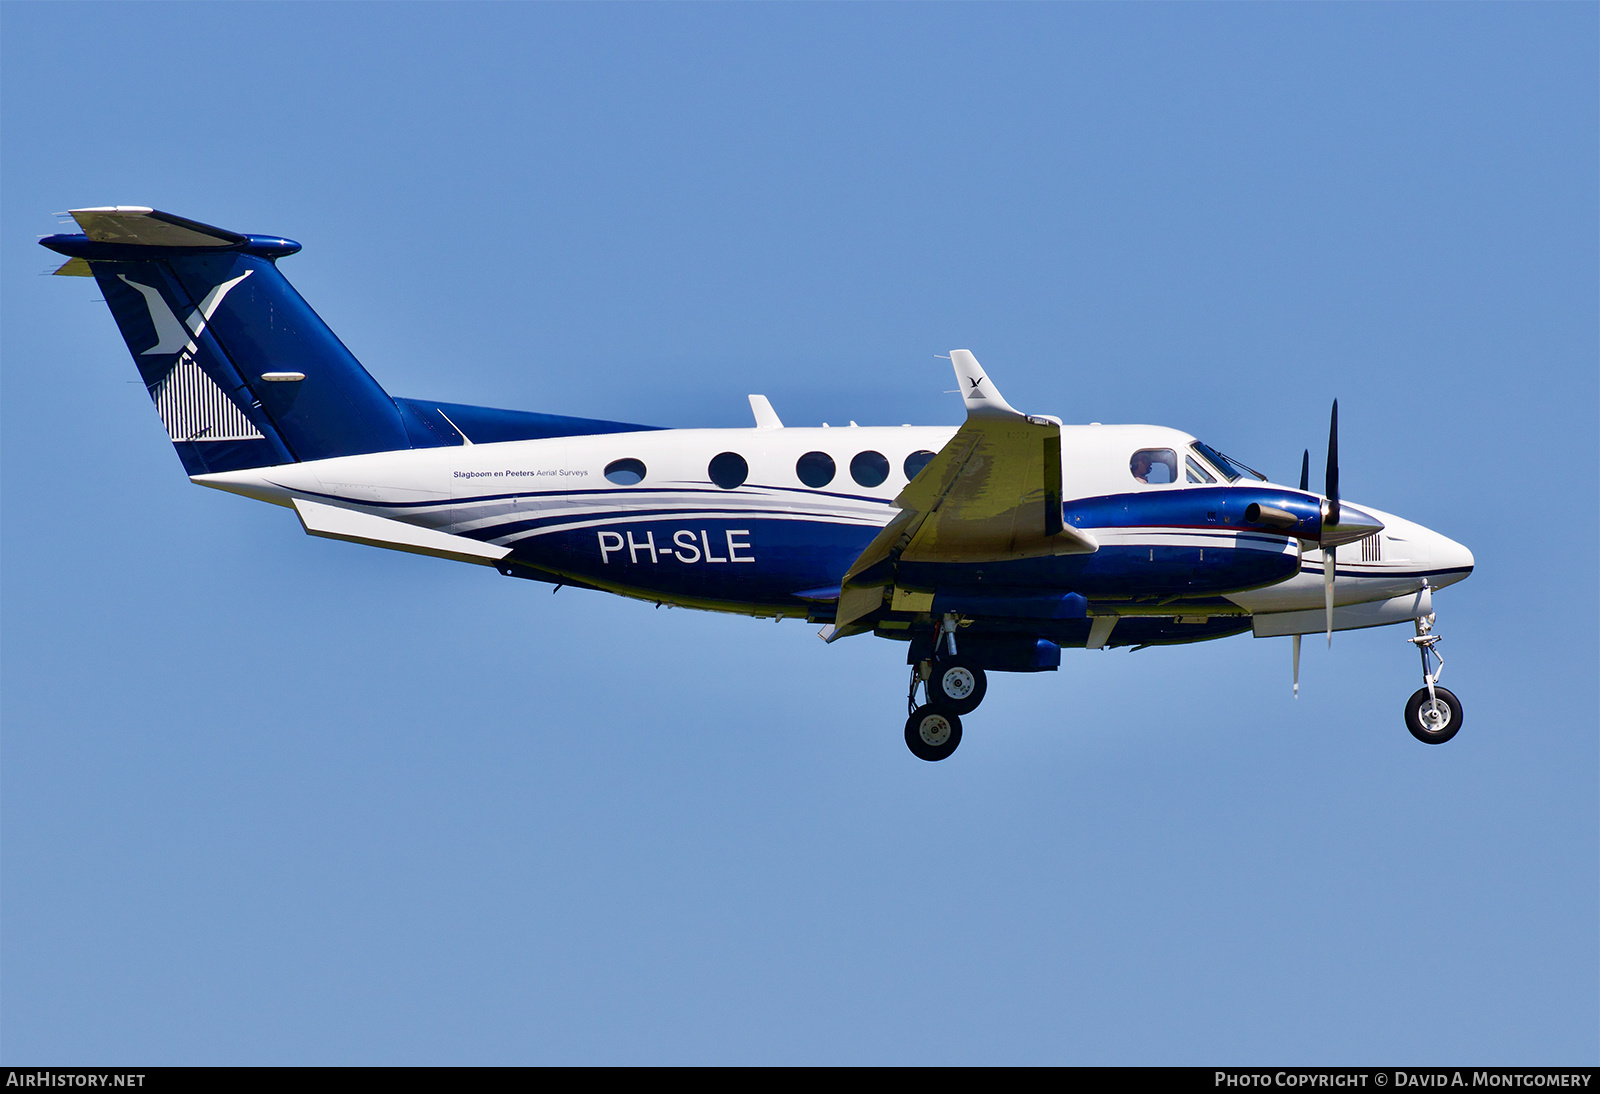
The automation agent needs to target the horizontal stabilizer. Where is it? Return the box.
[292,498,510,567]
[69,206,246,248]
[1251,587,1431,637]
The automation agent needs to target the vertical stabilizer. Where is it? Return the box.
[42,208,410,474]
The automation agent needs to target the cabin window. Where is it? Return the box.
[1185,455,1216,484]
[904,450,937,481]
[850,450,890,487]
[1130,449,1177,484]
[708,451,749,489]
[604,458,646,485]
[796,451,836,488]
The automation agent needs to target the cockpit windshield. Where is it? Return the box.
[1191,442,1267,483]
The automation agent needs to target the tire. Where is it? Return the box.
[1405,686,1463,744]
[905,705,963,761]
[929,658,987,715]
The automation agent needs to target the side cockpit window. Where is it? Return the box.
[1185,455,1217,483]
[1130,449,1177,484]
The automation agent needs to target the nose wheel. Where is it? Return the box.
[1405,613,1462,744]
[1405,685,1462,744]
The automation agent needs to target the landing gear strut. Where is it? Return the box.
[1405,613,1462,744]
[901,616,988,760]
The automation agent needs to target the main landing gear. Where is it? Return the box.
[905,704,962,762]
[1404,613,1462,744]
[903,616,988,761]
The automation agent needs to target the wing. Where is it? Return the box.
[825,351,1097,641]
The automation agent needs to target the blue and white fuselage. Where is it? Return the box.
[195,420,1472,654]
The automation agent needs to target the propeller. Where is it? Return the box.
[1292,401,1383,694]
[1325,400,1340,526]
[1324,400,1339,646]
[1292,448,1311,693]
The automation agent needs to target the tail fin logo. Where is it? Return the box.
[116,272,264,443]
[117,272,251,356]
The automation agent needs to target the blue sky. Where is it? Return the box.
[3,2,1595,1064]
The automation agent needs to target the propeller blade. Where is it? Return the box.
[1324,545,1335,646]
[1293,633,1301,699]
[1325,400,1340,527]
[1299,449,1309,492]
[1323,401,1340,644]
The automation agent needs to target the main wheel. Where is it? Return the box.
[1405,686,1463,744]
[928,657,987,715]
[905,705,963,761]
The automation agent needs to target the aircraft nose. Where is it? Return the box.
[1429,531,1475,588]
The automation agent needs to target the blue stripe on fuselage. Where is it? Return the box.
[1065,486,1322,536]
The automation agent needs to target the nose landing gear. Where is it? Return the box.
[1405,613,1462,744]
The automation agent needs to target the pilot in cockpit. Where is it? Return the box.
[1130,448,1177,484]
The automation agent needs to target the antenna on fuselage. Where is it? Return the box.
[436,409,474,446]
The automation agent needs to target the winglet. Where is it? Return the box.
[949,350,1024,420]
[748,394,783,429]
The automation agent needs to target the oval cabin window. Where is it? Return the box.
[851,450,890,488]
[708,451,749,489]
[903,450,936,481]
[604,458,647,485]
[796,451,836,488]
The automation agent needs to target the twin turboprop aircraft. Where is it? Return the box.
[42,207,1475,761]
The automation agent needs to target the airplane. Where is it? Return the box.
[40,207,1474,761]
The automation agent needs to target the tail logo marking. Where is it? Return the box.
[117,271,251,357]
[115,272,263,443]
[152,357,265,443]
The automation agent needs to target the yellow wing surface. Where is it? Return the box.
[827,351,1097,640]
